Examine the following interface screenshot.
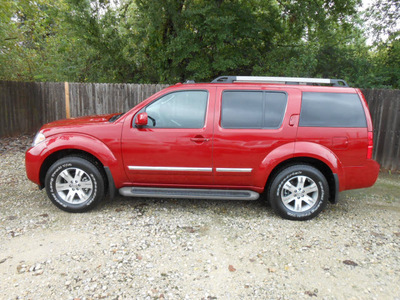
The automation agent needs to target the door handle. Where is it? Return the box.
[190,136,209,143]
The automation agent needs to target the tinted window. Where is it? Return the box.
[221,91,287,129]
[145,91,208,128]
[300,92,367,127]
[222,92,263,128]
[264,92,288,128]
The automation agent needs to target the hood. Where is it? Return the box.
[42,113,120,130]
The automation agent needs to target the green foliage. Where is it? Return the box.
[124,0,282,83]
[0,0,399,89]
[363,0,400,89]
[366,0,400,42]
[369,39,400,88]
[62,0,131,82]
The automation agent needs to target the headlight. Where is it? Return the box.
[32,132,46,147]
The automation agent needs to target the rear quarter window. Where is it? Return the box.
[299,92,367,127]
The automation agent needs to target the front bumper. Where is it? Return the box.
[25,143,47,186]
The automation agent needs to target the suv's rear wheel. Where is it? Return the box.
[45,156,105,212]
[268,165,329,221]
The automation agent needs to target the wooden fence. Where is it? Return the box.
[0,81,399,171]
[0,81,65,137]
[0,81,168,137]
[68,83,169,118]
[362,89,400,171]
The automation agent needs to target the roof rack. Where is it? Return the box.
[211,76,348,87]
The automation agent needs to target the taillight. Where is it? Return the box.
[367,131,373,159]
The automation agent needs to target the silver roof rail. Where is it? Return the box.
[211,76,349,87]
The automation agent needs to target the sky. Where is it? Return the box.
[362,0,374,8]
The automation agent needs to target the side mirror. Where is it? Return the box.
[135,112,148,126]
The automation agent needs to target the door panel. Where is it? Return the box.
[213,87,300,188]
[122,89,215,185]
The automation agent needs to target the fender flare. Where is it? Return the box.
[293,142,343,174]
[256,142,344,189]
[38,133,123,188]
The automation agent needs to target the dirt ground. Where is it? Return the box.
[0,137,399,299]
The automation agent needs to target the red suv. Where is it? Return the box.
[25,76,380,220]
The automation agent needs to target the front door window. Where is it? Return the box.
[145,91,208,128]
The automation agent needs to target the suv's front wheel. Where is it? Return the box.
[268,165,329,221]
[45,156,105,212]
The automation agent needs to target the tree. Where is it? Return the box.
[0,0,387,87]
[121,0,283,83]
[365,0,400,42]
[62,0,131,82]
[0,0,129,82]
[254,0,369,84]
[363,0,400,88]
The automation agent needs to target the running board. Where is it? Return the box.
[119,187,259,201]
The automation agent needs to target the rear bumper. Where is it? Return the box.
[342,160,380,191]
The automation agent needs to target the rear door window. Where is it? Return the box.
[221,91,287,129]
[300,92,367,127]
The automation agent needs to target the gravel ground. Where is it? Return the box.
[0,136,400,300]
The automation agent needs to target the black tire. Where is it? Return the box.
[268,165,329,221]
[45,156,105,213]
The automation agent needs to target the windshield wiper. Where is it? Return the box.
[109,113,124,123]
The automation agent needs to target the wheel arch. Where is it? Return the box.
[39,149,107,190]
[34,133,121,197]
[265,157,338,204]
